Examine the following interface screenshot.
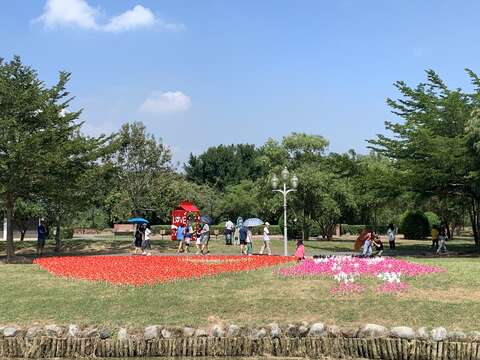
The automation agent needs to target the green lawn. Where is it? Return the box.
[1,237,480,330]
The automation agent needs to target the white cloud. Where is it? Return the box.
[139,91,191,114]
[36,0,98,29]
[103,5,155,33]
[35,0,184,32]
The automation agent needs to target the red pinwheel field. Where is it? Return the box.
[34,255,294,286]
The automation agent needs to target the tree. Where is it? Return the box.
[0,56,109,259]
[369,69,480,244]
[150,172,222,223]
[13,198,44,242]
[109,122,171,216]
[219,180,259,220]
[185,144,263,190]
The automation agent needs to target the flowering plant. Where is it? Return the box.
[34,255,294,286]
[279,256,443,294]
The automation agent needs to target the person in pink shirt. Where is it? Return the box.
[294,240,305,260]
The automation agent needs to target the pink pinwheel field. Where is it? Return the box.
[279,256,444,295]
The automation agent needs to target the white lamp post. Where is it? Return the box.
[272,168,298,256]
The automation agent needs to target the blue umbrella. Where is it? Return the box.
[127,217,149,224]
[243,218,264,227]
[200,215,213,224]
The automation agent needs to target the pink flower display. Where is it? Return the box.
[278,256,443,294]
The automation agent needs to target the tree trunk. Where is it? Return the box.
[4,192,15,261]
[470,199,480,246]
[20,230,26,242]
[54,217,61,252]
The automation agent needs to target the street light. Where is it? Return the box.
[271,167,298,256]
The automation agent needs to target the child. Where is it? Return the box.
[372,235,383,256]
[246,227,253,255]
[295,240,305,260]
[176,224,185,253]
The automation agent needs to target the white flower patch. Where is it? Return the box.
[377,272,402,283]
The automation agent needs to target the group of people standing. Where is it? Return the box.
[224,219,272,256]
[176,221,210,255]
[133,224,152,255]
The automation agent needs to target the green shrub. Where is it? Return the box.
[399,210,430,239]
[425,211,441,228]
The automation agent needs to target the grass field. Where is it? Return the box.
[1,236,480,330]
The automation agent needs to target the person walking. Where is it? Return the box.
[234,217,243,246]
[436,226,448,254]
[142,224,152,255]
[246,227,253,255]
[200,221,211,254]
[431,224,439,251]
[176,223,185,253]
[37,219,47,256]
[133,225,143,254]
[239,225,248,254]
[260,222,272,255]
[184,221,193,253]
[225,219,234,245]
[387,224,396,250]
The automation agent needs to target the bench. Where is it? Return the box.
[113,224,135,238]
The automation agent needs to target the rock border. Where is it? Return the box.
[0,322,479,358]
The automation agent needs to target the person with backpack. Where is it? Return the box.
[224,219,234,245]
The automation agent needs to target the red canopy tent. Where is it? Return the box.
[171,201,201,240]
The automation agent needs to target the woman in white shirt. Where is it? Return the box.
[142,224,152,255]
[260,222,272,255]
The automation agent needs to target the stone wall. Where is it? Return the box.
[1,322,480,358]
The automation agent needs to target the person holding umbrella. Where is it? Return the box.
[133,225,143,254]
[127,217,149,255]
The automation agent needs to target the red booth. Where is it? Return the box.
[171,201,201,240]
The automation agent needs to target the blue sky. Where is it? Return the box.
[2,1,480,165]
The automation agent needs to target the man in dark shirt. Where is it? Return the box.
[239,226,248,255]
[37,219,47,256]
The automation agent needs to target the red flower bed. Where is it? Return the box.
[34,255,294,286]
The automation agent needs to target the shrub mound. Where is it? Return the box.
[400,211,430,239]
